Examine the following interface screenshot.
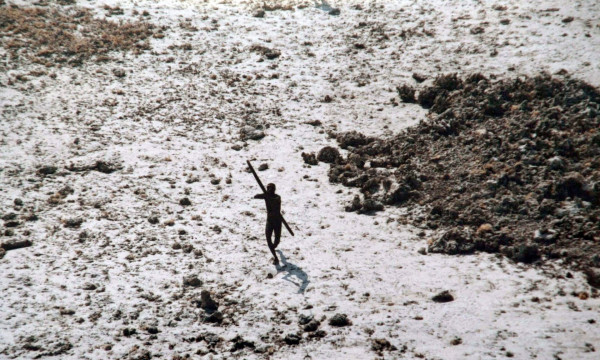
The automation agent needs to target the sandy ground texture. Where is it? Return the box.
[1,0,599,359]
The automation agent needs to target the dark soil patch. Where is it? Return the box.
[320,73,600,281]
[0,4,155,69]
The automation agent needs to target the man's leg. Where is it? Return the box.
[265,221,279,264]
[273,220,282,249]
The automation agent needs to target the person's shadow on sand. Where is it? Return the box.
[276,250,309,294]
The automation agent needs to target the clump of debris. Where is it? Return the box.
[0,4,156,68]
[320,73,600,279]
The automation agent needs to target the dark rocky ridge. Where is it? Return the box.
[322,73,600,282]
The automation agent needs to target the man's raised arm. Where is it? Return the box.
[253,193,265,199]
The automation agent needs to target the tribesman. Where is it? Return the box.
[253,183,282,265]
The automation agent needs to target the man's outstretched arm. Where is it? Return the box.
[253,193,265,199]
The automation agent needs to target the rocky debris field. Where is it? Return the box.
[319,73,600,284]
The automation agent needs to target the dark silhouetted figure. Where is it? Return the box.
[254,183,282,264]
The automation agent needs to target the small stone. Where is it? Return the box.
[148,216,159,224]
[328,313,351,327]
[432,290,454,303]
[63,218,83,228]
[418,247,427,255]
[179,197,192,206]
[329,8,340,16]
[0,248,6,259]
[183,275,202,287]
[13,198,23,206]
[83,283,97,291]
[210,178,221,185]
[258,163,268,171]
[317,146,340,163]
[253,9,265,18]
[284,333,301,345]
[199,290,219,312]
[205,311,223,323]
[450,337,462,345]
[38,165,57,175]
[303,319,320,332]
[371,338,395,352]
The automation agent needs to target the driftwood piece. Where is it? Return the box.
[1,239,33,251]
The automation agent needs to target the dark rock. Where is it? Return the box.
[252,9,265,18]
[198,290,219,312]
[122,328,137,337]
[205,311,223,323]
[258,163,269,171]
[249,44,280,59]
[284,333,301,345]
[345,195,362,212]
[432,290,454,303]
[38,165,57,175]
[512,243,540,263]
[412,73,427,83]
[183,275,202,287]
[434,73,463,91]
[13,198,23,206]
[329,8,340,16]
[298,314,314,325]
[302,152,318,165]
[317,146,340,163]
[230,335,254,351]
[0,248,5,259]
[240,126,265,140]
[336,131,372,149]
[82,283,97,291]
[303,319,321,332]
[179,197,192,206]
[397,85,416,103]
[63,218,83,228]
[372,338,396,352]
[583,268,600,288]
[328,313,351,327]
[210,178,221,185]
[4,221,19,228]
[148,216,159,224]
[94,160,121,174]
[361,198,384,213]
[2,213,17,221]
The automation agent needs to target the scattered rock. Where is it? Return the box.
[397,84,416,103]
[252,9,265,18]
[197,290,219,312]
[329,8,340,16]
[258,163,269,171]
[179,197,192,206]
[240,126,266,140]
[13,198,23,206]
[63,218,83,228]
[302,152,318,165]
[38,165,57,175]
[148,216,159,224]
[284,333,301,345]
[512,244,540,264]
[204,311,223,323]
[328,313,351,327]
[230,335,255,352]
[1,239,33,251]
[317,146,340,163]
[0,248,5,259]
[183,275,202,288]
[372,338,396,352]
[432,290,454,303]
[303,319,321,332]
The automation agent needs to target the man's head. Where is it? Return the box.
[267,183,276,194]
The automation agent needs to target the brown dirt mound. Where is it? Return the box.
[321,73,600,280]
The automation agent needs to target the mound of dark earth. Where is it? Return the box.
[321,73,600,283]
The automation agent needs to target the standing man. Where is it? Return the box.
[253,183,282,265]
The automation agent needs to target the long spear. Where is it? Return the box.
[247,160,295,236]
